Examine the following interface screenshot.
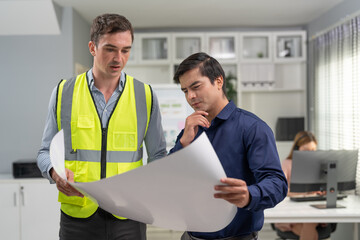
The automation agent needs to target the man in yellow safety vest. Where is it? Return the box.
[37,13,167,240]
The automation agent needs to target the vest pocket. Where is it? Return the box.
[75,115,96,149]
[77,115,95,128]
[113,132,137,151]
[58,192,86,206]
[59,161,87,206]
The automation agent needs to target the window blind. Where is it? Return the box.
[312,16,360,194]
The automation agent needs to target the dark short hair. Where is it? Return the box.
[173,52,226,95]
[90,14,134,46]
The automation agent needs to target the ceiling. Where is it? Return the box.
[53,0,344,28]
[0,0,61,35]
[0,0,344,35]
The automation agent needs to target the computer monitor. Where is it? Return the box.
[290,150,358,209]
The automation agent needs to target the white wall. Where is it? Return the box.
[0,7,91,174]
[307,0,360,38]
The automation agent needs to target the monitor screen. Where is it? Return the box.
[290,150,358,193]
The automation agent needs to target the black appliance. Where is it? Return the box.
[13,159,42,178]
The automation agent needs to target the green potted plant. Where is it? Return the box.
[225,72,237,105]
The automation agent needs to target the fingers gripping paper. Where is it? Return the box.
[50,130,237,232]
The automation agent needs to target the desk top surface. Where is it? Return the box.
[264,195,360,223]
[0,174,47,183]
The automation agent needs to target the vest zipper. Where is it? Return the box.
[101,128,107,179]
[86,74,126,180]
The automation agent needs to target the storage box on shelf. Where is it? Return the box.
[240,63,275,91]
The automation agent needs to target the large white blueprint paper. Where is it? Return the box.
[50,130,237,232]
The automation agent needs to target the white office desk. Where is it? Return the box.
[264,195,360,240]
[264,195,360,223]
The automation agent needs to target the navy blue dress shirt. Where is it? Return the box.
[169,101,288,239]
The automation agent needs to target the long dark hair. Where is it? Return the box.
[287,131,317,159]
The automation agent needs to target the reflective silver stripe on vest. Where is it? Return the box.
[64,147,143,163]
[107,147,143,163]
[58,74,150,163]
[60,77,76,161]
[133,78,149,149]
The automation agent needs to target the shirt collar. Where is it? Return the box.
[199,101,236,131]
[215,100,236,121]
[86,68,125,92]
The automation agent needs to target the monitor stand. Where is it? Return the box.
[311,162,345,209]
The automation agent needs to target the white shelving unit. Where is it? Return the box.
[238,31,306,149]
[124,30,307,153]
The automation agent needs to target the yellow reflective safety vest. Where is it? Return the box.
[56,72,152,218]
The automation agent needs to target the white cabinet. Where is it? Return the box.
[206,32,238,63]
[0,183,20,240]
[240,32,272,62]
[273,31,306,62]
[172,33,205,63]
[138,33,171,64]
[0,177,60,240]
[125,33,173,84]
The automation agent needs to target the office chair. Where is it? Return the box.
[271,223,337,240]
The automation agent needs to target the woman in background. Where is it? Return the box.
[274,131,325,240]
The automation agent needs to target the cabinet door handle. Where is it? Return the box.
[13,192,17,207]
[20,186,25,206]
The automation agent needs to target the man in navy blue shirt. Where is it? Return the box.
[170,52,288,240]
